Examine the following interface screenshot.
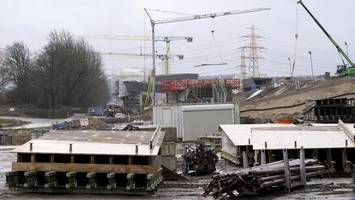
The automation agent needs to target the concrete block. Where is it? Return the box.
[65,172,77,189]
[45,171,57,188]
[126,173,135,191]
[161,156,177,171]
[24,171,37,188]
[86,172,96,189]
[107,173,116,189]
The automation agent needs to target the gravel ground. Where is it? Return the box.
[1,149,354,200]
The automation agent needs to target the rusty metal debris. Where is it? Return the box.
[203,159,327,199]
[121,123,140,131]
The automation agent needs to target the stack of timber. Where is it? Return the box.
[203,159,327,199]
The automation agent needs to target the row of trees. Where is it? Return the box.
[0,30,109,109]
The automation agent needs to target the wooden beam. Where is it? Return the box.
[12,162,158,174]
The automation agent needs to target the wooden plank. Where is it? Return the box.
[12,162,158,174]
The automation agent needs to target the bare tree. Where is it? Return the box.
[0,49,12,91]
[34,30,109,109]
[3,42,33,103]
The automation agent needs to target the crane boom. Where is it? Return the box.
[100,52,152,57]
[298,0,355,68]
[152,8,271,25]
[100,52,184,60]
[77,34,192,42]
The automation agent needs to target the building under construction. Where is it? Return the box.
[6,129,165,194]
[160,79,240,103]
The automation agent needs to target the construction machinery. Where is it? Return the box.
[298,0,355,76]
[183,144,218,175]
[144,7,271,106]
[103,105,117,117]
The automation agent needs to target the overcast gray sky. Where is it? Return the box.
[1,0,354,77]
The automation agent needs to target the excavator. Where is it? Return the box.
[298,0,355,76]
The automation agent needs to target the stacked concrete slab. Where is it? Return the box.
[220,121,355,173]
[6,129,165,194]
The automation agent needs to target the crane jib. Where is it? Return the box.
[154,8,271,25]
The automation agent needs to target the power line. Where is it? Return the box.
[240,26,265,77]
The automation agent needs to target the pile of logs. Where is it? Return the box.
[183,144,218,175]
[203,159,327,199]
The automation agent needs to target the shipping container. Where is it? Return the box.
[153,105,183,138]
[153,103,240,141]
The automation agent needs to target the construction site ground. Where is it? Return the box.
[1,149,354,200]
[240,78,355,120]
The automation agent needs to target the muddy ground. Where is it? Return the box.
[1,148,354,200]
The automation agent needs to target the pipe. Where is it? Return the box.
[250,160,319,175]
[253,165,325,176]
[258,166,326,183]
[260,170,326,188]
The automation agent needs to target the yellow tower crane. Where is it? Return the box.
[77,34,192,75]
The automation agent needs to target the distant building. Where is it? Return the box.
[242,77,273,92]
[105,69,145,106]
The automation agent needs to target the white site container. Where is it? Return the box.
[153,103,240,141]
